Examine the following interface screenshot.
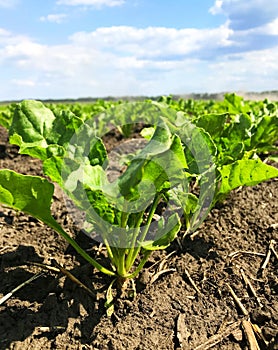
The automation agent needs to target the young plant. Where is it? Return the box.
[0,98,277,301]
[0,100,190,285]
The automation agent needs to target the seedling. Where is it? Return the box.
[0,97,277,309]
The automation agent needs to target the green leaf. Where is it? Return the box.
[0,169,55,223]
[223,114,252,142]
[9,100,84,160]
[146,135,188,190]
[0,169,116,276]
[250,115,278,152]
[65,122,107,167]
[50,110,83,147]
[0,105,14,129]
[218,159,278,196]
[88,137,107,166]
[43,156,66,186]
[119,122,187,201]
[223,93,251,114]
[10,100,55,143]
[196,113,227,138]
[9,100,56,160]
[169,190,198,215]
[85,189,119,225]
[118,123,172,198]
[179,121,217,175]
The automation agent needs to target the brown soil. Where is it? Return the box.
[0,125,277,350]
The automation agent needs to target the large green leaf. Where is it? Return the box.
[218,159,278,196]
[0,169,116,276]
[140,135,188,193]
[178,121,217,175]
[0,169,55,223]
[118,122,187,201]
[9,100,84,160]
[9,100,56,160]
[196,113,227,139]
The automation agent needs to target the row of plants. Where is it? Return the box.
[0,94,277,306]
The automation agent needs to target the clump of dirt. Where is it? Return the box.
[0,125,277,350]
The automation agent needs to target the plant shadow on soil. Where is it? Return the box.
[0,238,112,348]
[0,124,278,349]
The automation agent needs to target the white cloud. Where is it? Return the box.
[70,25,234,59]
[263,18,278,35]
[209,0,223,15]
[0,29,37,62]
[57,0,125,7]
[208,47,278,91]
[0,24,277,100]
[3,41,44,60]
[40,14,67,24]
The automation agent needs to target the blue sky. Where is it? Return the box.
[0,0,277,100]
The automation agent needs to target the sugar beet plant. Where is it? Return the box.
[0,97,277,294]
